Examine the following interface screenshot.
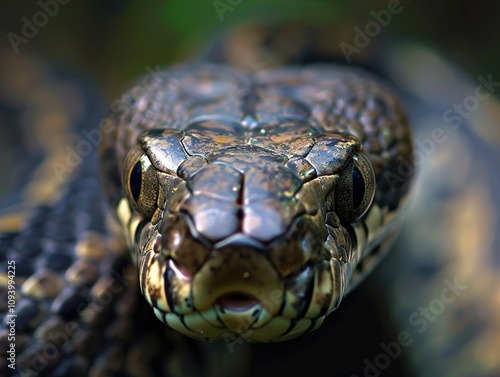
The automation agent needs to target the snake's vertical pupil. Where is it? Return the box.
[352,166,365,209]
[130,160,142,202]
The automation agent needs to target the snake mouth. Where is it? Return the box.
[217,292,259,312]
[136,206,354,342]
[140,234,350,341]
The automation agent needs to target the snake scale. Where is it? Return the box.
[0,51,414,375]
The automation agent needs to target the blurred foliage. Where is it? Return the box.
[1,0,499,99]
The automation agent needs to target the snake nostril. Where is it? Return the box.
[217,292,259,312]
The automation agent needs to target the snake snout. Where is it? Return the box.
[187,239,286,334]
[190,238,285,314]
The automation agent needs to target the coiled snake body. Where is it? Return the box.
[0,61,413,374]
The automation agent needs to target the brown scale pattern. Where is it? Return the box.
[0,157,196,377]
[101,64,412,214]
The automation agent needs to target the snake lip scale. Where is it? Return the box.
[97,63,414,342]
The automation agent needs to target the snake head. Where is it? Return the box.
[99,63,412,342]
[114,120,376,342]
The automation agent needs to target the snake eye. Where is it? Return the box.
[335,152,375,223]
[123,147,159,217]
[352,165,364,209]
[130,161,142,202]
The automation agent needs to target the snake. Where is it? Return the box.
[99,63,414,342]
[0,47,414,375]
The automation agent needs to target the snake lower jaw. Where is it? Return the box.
[139,237,350,342]
[129,201,358,342]
[145,262,343,342]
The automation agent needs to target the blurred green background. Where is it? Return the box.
[1,0,499,98]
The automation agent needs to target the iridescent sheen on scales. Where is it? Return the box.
[99,64,413,342]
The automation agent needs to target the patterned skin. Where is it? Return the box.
[100,63,413,341]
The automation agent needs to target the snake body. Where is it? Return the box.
[0,60,413,375]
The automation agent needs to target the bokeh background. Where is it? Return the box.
[0,1,499,377]
[1,1,500,97]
